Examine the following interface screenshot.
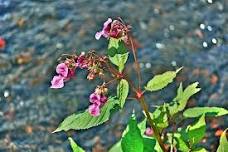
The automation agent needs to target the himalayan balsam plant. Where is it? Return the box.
[50,18,228,152]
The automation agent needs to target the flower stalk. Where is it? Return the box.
[138,96,167,152]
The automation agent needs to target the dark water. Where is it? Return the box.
[0,0,227,151]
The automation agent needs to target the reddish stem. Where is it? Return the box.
[129,36,142,90]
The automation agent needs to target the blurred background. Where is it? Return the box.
[0,0,227,151]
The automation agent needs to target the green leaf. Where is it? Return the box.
[147,82,200,132]
[121,115,144,152]
[117,79,129,108]
[108,38,127,56]
[217,129,228,152]
[168,82,201,116]
[108,38,128,72]
[109,141,123,152]
[171,115,206,151]
[184,114,206,146]
[150,104,169,130]
[192,147,208,152]
[68,137,85,152]
[109,118,162,152]
[137,119,147,135]
[183,107,228,118]
[109,53,129,72]
[143,137,157,152]
[53,97,118,132]
[109,119,146,152]
[145,68,182,92]
[173,133,190,152]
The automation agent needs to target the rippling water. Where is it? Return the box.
[0,0,227,151]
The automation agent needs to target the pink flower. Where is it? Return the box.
[100,95,107,104]
[76,53,88,69]
[145,127,153,136]
[88,104,100,116]
[89,93,101,105]
[109,20,125,38]
[50,75,64,89]
[56,63,68,77]
[95,18,112,40]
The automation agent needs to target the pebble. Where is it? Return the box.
[3,90,9,98]
[203,41,208,48]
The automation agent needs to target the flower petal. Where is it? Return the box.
[88,104,100,116]
[50,75,64,89]
[56,63,68,77]
[95,31,103,40]
[103,18,112,27]
[89,93,101,105]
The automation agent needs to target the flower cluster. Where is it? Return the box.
[51,17,130,117]
[50,51,107,89]
[51,59,76,89]
[95,18,130,40]
[50,51,109,116]
[89,84,108,116]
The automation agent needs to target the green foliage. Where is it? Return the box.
[52,19,227,152]
[108,119,146,152]
[53,97,118,132]
[108,38,128,72]
[192,147,207,152]
[149,82,200,131]
[173,115,206,151]
[183,107,228,118]
[217,129,228,152]
[149,104,169,131]
[109,115,163,152]
[168,82,201,116]
[173,133,190,152]
[121,115,144,152]
[143,137,157,152]
[68,137,85,152]
[109,142,123,152]
[117,79,129,108]
[108,38,127,56]
[145,68,182,92]
[184,114,206,146]
[109,53,129,72]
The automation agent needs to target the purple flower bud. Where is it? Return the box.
[145,127,153,136]
[76,53,88,69]
[100,95,108,104]
[50,75,64,89]
[88,104,100,116]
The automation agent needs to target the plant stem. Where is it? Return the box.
[105,62,138,93]
[129,36,142,90]
[128,36,166,151]
[138,96,167,152]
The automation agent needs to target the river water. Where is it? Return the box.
[0,0,227,151]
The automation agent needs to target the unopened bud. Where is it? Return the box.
[95,88,102,94]
[87,73,95,80]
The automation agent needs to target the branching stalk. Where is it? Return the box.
[138,96,167,152]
